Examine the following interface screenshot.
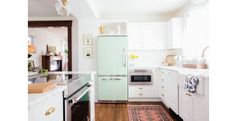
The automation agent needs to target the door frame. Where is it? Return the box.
[28,20,72,71]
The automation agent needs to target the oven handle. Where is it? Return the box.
[67,85,90,104]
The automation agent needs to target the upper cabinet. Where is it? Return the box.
[167,17,183,49]
[128,22,168,50]
[127,18,183,50]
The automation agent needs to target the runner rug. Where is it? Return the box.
[128,105,174,121]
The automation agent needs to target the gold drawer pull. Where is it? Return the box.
[139,88,143,90]
[45,107,55,116]
[186,93,192,96]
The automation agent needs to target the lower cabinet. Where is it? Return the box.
[28,91,63,121]
[179,86,193,121]
[98,77,128,100]
[159,69,178,114]
[129,85,154,98]
[179,81,209,121]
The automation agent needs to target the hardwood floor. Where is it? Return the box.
[95,102,182,121]
[95,103,128,121]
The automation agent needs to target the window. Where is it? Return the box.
[182,2,209,57]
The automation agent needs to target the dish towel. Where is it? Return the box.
[184,74,200,93]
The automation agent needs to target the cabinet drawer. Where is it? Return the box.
[29,91,63,121]
[129,86,154,97]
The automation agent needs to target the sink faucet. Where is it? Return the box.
[201,46,209,58]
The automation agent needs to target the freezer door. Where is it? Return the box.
[98,77,128,100]
[98,36,127,76]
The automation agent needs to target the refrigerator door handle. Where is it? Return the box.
[122,48,126,67]
[102,77,108,80]
[114,78,121,80]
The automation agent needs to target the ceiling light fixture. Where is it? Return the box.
[55,0,71,16]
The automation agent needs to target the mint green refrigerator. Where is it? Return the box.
[97,35,128,101]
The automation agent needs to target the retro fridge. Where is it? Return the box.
[97,35,128,101]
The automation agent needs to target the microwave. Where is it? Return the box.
[129,69,152,85]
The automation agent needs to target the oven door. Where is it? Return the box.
[65,84,90,121]
[130,74,152,85]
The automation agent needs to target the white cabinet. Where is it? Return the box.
[128,22,168,50]
[153,69,160,97]
[129,85,154,98]
[179,73,209,121]
[167,17,183,49]
[159,69,178,114]
[179,86,193,121]
[28,90,63,121]
[89,81,95,121]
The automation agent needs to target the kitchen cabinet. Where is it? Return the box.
[167,17,183,49]
[28,90,63,121]
[98,77,127,100]
[160,69,178,114]
[179,86,193,121]
[128,22,168,50]
[89,81,95,121]
[129,85,154,98]
[179,73,209,121]
[153,69,160,97]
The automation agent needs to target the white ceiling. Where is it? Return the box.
[28,0,96,19]
[89,0,189,20]
[28,0,59,17]
[29,0,190,21]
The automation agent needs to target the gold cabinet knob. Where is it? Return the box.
[45,107,55,116]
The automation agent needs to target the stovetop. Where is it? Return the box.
[28,74,81,85]
[28,73,91,97]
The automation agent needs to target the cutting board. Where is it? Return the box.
[28,82,57,93]
[165,55,176,66]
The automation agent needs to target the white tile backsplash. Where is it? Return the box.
[128,49,183,68]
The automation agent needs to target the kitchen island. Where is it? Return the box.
[28,71,96,121]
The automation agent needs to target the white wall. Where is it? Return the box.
[78,18,98,71]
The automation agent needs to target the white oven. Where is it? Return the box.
[129,69,152,85]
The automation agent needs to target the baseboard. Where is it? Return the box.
[128,97,162,102]
[96,100,128,104]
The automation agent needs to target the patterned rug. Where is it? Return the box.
[128,105,174,121]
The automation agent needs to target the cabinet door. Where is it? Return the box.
[192,78,209,121]
[98,77,127,100]
[165,70,178,114]
[179,87,193,121]
[89,83,95,121]
[160,70,167,106]
[167,17,183,48]
[29,91,63,121]
[153,69,159,97]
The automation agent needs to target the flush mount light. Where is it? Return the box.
[55,0,71,16]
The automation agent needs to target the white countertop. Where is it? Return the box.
[28,86,65,109]
[128,66,209,77]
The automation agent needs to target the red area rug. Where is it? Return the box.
[128,105,174,121]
